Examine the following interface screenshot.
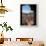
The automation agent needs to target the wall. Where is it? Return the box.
[0,0,46,45]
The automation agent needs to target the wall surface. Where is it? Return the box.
[0,0,46,45]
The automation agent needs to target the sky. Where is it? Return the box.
[22,5,33,13]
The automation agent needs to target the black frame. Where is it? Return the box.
[20,4,37,25]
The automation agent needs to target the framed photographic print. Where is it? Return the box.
[20,4,37,26]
